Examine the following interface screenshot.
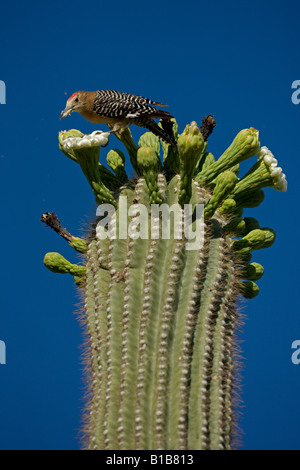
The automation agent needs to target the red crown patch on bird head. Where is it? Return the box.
[67,92,77,102]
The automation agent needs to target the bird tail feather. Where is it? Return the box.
[142,119,177,148]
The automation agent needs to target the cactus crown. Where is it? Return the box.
[42,115,287,450]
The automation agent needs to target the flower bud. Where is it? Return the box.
[204,170,237,219]
[239,280,259,299]
[197,128,260,184]
[232,228,276,254]
[107,149,128,184]
[44,252,86,277]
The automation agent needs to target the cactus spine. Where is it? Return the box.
[43,118,287,450]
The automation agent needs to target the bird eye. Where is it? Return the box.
[75,97,79,102]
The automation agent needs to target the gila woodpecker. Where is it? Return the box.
[60,90,177,147]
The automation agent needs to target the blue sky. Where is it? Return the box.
[0,0,299,450]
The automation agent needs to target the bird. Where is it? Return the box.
[60,89,177,147]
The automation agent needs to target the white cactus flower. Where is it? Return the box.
[257,146,287,192]
[61,130,109,151]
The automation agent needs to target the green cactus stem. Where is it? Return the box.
[42,116,287,450]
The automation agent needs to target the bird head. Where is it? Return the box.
[60,91,87,119]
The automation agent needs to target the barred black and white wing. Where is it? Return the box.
[94,89,172,120]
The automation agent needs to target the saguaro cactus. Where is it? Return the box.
[42,117,287,450]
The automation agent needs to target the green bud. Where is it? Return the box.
[137,146,160,171]
[240,262,264,281]
[211,163,239,184]
[243,217,260,234]
[232,228,276,254]
[238,253,252,266]
[223,216,260,237]
[222,217,246,236]
[196,127,260,185]
[107,149,128,184]
[44,252,86,277]
[234,189,265,209]
[220,127,260,163]
[137,146,162,204]
[204,170,237,219]
[107,148,125,170]
[69,237,88,253]
[178,123,205,206]
[139,132,161,157]
[235,208,244,218]
[260,227,276,247]
[178,123,205,172]
[239,280,260,299]
[218,198,237,214]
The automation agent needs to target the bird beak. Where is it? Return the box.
[59,105,74,120]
